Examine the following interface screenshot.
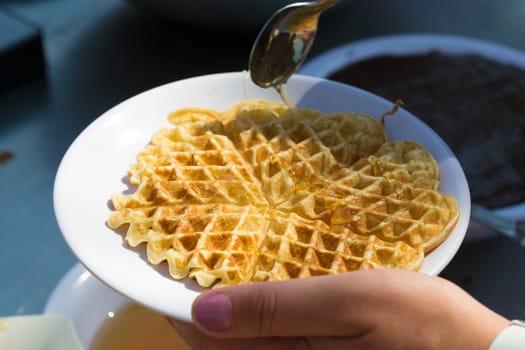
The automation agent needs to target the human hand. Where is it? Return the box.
[169,269,508,350]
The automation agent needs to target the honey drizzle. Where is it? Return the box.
[380,99,404,128]
[247,85,301,282]
[276,83,298,111]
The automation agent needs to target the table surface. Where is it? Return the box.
[1,0,524,320]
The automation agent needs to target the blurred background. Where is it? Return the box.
[1,0,525,322]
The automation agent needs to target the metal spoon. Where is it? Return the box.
[471,204,525,246]
[249,0,337,94]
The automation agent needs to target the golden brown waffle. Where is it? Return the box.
[107,99,459,287]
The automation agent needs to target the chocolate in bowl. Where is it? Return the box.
[329,52,525,209]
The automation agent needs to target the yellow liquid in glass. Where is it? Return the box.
[90,303,190,350]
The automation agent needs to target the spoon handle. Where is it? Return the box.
[471,204,525,246]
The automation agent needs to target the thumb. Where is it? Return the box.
[190,273,369,339]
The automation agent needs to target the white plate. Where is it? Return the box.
[44,263,127,348]
[53,71,470,321]
[301,33,525,239]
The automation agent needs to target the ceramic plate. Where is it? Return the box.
[301,33,525,239]
[44,263,127,348]
[53,72,470,321]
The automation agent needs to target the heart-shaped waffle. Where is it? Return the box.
[107,100,459,287]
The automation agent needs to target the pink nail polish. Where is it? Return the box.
[194,293,232,332]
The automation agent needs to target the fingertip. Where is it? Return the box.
[192,292,233,333]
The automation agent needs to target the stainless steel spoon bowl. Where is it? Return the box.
[249,0,337,90]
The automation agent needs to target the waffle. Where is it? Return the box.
[107,99,459,287]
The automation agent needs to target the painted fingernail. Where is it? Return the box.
[194,293,232,332]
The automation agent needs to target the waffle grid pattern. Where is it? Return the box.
[108,100,459,287]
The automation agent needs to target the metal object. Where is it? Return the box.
[471,204,525,246]
[249,0,336,91]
